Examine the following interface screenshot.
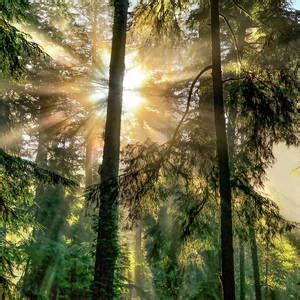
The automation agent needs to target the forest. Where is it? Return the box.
[0,0,299,299]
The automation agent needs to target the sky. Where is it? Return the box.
[266,145,300,223]
[292,0,300,9]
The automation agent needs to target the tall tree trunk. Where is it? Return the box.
[0,205,7,300]
[92,1,129,299]
[86,0,98,189]
[249,224,262,300]
[0,99,12,300]
[23,97,49,299]
[24,99,68,299]
[134,222,143,298]
[265,241,269,299]
[239,237,245,300]
[210,0,235,299]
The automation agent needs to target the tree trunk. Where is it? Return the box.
[265,241,269,299]
[0,99,10,151]
[249,224,262,300]
[134,222,143,298]
[0,217,6,300]
[85,132,95,188]
[22,97,49,299]
[210,0,235,299]
[35,99,48,168]
[0,99,11,300]
[239,237,245,300]
[92,1,128,299]
[24,100,68,299]
[86,0,98,189]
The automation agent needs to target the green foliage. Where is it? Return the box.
[132,0,182,43]
[260,236,300,295]
[0,149,78,188]
[54,241,94,299]
[0,0,30,22]
[144,205,184,299]
[114,242,132,298]
[1,0,299,299]
[0,149,77,297]
[0,18,43,78]
[0,0,46,78]
[0,163,38,297]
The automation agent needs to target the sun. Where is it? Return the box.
[123,64,147,111]
[90,50,147,113]
[123,90,143,111]
[123,65,147,90]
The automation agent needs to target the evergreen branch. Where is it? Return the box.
[0,149,78,188]
[87,65,213,212]
[233,176,298,232]
[219,12,242,65]
[232,0,254,21]
[162,65,212,160]
[0,18,47,78]
[117,66,213,220]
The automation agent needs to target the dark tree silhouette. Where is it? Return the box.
[92,1,129,299]
[210,0,235,298]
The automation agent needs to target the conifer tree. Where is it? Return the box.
[93,1,129,298]
[210,0,235,298]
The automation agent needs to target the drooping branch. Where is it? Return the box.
[219,12,242,65]
[0,149,77,188]
[232,0,254,21]
[164,65,212,156]
[86,65,213,218]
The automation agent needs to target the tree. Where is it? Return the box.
[249,223,262,300]
[0,0,44,78]
[92,1,129,298]
[239,237,246,300]
[210,0,235,298]
[2,0,300,299]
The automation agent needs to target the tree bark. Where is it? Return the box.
[92,1,128,299]
[239,237,245,300]
[210,0,235,299]
[0,99,12,300]
[134,222,143,298]
[249,224,262,300]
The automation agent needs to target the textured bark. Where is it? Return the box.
[0,99,10,300]
[92,1,128,299]
[239,237,245,300]
[210,0,235,299]
[249,224,262,300]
